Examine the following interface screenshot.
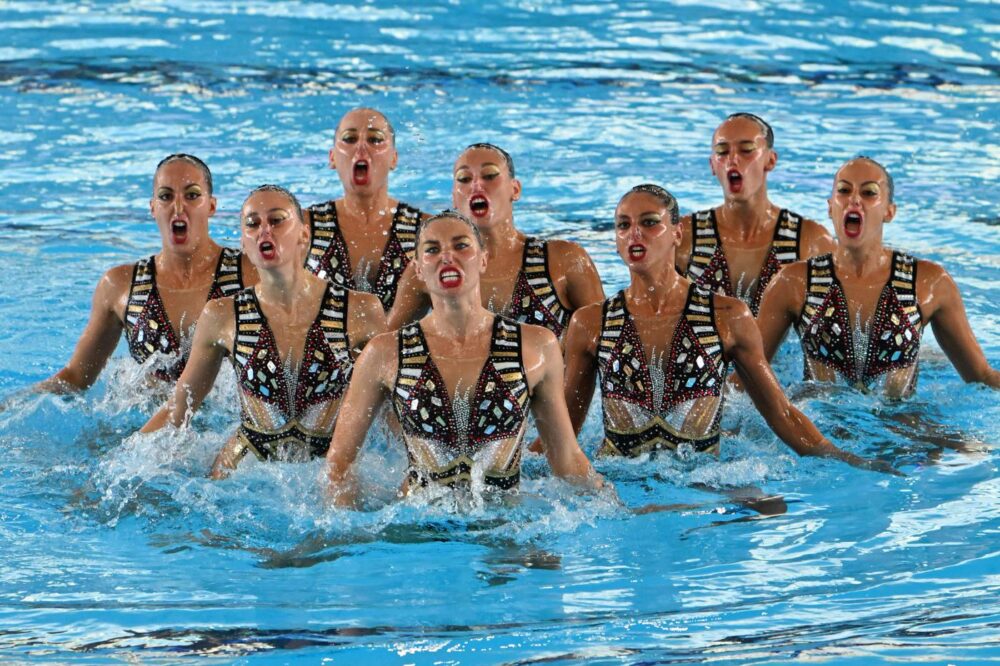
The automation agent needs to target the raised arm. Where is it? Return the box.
[550,240,605,311]
[325,333,394,506]
[523,326,601,487]
[921,262,1000,388]
[37,265,130,393]
[141,298,232,433]
[721,296,889,471]
[386,262,431,330]
[755,262,807,362]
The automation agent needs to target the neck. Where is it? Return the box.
[479,217,523,255]
[341,188,391,221]
[425,290,492,341]
[626,260,687,314]
[718,189,776,240]
[834,240,888,277]
[158,239,220,283]
[257,264,308,310]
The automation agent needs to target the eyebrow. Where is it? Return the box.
[455,162,500,170]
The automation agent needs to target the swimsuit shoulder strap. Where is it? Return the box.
[798,252,835,331]
[209,247,244,299]
[597,290,628,370]
[686,209,721,280]
[232,287,263,368]
[770,209,803,264]
[316,283,351,355]
[125,255,157,330]
[889,250,921,328]
[684,283,725,362]
[395,322,428,398]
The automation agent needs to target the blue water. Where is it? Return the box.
[1,1,998,663]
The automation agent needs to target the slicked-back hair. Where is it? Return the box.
[415,209,485,253]
[244,184,304,223]
[725,112,775,149]
[155,153,213,195]
[339,107,396,145]
[620,183,680,226]
[852,155,895,203]
[464,143,515,178]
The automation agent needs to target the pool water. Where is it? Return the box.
[1,1,998,663]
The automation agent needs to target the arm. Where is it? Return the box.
[755,262,806,362]
[722,296,890,471]
[386,263,431,330]
[549,240,605,311]
[325,334,394,506]
[347,291,389,356]
[524,326,602,487]
[141,298,232,433]
[37,265,130,393]
[921,262,1000,388]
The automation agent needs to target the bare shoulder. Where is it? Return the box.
[520,321,560,351]
[775,258,810,284]
[568,300,604,331]
[96,262,137,308]
[546,238,595,271]
[799,216,836,255]
[712,291,755,331]
[349,289,383,316]
[240,253,260,285]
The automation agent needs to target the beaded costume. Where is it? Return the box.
[392,317,530,490]
[124,247,245,381]
[597,286,728,457]
[230,284,353,460]
[685,208,803,316]
[505,237,571,338]
[305,200,422,310]
[796,252,922,393]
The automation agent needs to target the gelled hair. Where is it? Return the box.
[244,184,304,223]
[464,142,515,178]
[154,153,213,195]
[725,112,775,149]
[852,155,895,203]
[338,107,395,145]
[416,210,485,252]
[620,183,680,226]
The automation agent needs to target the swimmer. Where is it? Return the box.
[326,211,602,506]
[387,143,604,338]
[756,157,1000,397]
[305,107,428,311]
[557,184,885,469]
[36,154,258,391]
[141,185,386,476]
[676,113,835,316]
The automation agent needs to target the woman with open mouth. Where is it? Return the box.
[756,157,999,397]
[141,185,387,476]
[36,154,258,392]
[325,211,602,505]
[386,143,605,339]
[557,183,886,470]
[304,107,427,311]
[676,113,836,316]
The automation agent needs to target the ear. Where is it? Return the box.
[511,178,522,202]
[328,147,336,170]
[764,149,777,172]
[149,197,155,218]
[671,221,683,248]
[390,147,399,171]
[208,195,218,218]
[827,196,833,222]
[708,155,715,177]
[883,202,897,224]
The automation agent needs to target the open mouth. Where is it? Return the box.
[469,195,489,218]
[258,240,276,260]
[726,169,743,193]
[843,211,863,238]
[353,160,369,186]
[439,267,462,288]
[171,219,188,243]
[628,244,646,260]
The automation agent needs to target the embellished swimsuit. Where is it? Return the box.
[685,208,803,316]
[231,284,353,460]
[597,286,728,457]
[124,247,245,382]
[796,251,922,393]
[392,317,530,490]
[504,237,571,338]
[305,200,422,310]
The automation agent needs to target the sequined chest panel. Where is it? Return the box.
[685,208,802,316]
[597,286,727,456]
[231,284,352,417]
[305,200,421,310]
[392,318,530,489]
[795,252,922,389]
[124,248,244,381]
[507,237,571,338]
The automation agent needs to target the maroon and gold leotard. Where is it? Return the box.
[505,237,571,339]
[124,247,245,382]
[685,208,803,316]
[305,200,422,311]
[392,316,530,490]
[597,285,728,457]
[230,283,353,460]
[796,251,922,394]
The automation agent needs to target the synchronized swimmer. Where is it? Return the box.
[24,107,1000,505]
